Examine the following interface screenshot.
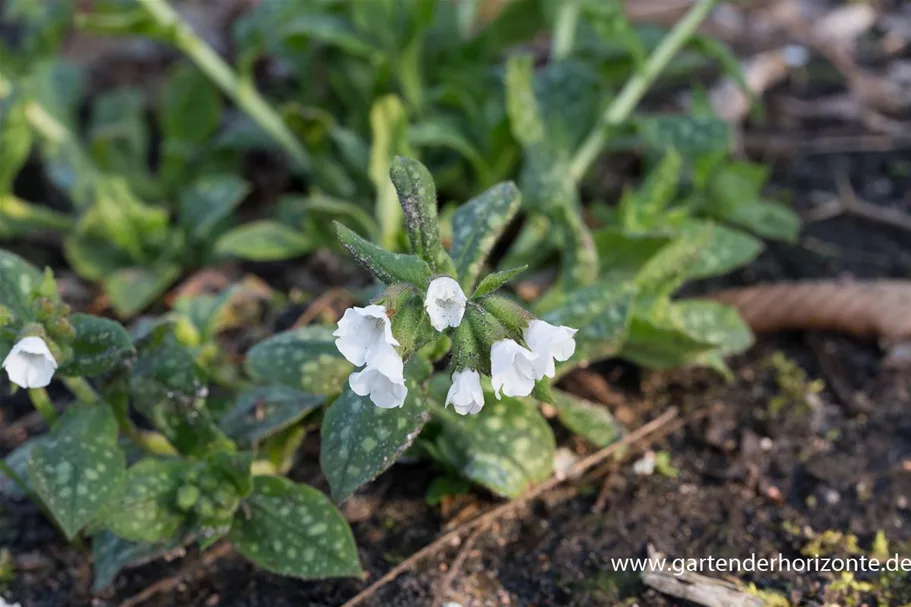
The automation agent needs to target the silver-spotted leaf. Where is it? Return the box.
[58,314,135,377]
[450,182,521,291]
[102,458,189,542]
[28,406,127,539]
[0,249,42,320]
[552,390,624,448]
[336,223,432,287]
[682,221,763,281]
[435,395,554,498]
[244,326,352,395]
[220,386,325,448]
[92,529,194,591]
[229,476,362,579]
[389,156,453,274]
[320,384,430,503]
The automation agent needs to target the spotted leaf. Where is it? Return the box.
[229,476,362,579]
[58,314,136,377]
[28,406,127,539]
[244,326,353,396]
[101,458,189,542]
[336,223,432,287]
[552,390,624,448]
[0,249,42,321]
[450,182,521,292]
[435,395,554,498]
[219,386,325,448]
[92,530,194,591]
[320,384,430,503]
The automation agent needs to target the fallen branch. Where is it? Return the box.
[340,408,679,607]
[643,545,764,607]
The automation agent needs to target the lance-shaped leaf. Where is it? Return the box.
[244,326,352,396]
[229,476,362,579]
[472,265,527,299]
[104,263,183,319]
[434,395,554,498]
[450,182,521,291]
[369,95,413,250]
[214,220,311,262]
[682,221,762,281]
[619,315,717,370]
[634,224,712,296]
[101,458,189,542]
[671,299,754,359]
[618,148,682,232]
[320,383,430,503]
[552,390,624,448]
[635,114,731,155]
[0,94,33,192]
[58,314,135,377]
[390,156,455,274]
[505,54,546,147]
[542,281,637,379]
[0,249,42,320]
[28,406,127,539]
[219,386,325,448]
[336,222,432,287]
[724,198,801,243]
[178,174,250,241]
[92,530,194,592]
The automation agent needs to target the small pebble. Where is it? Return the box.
[633,451,656,476]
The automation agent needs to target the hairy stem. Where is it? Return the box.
[28,387,57,425]
[570,0,719,180]
[135,0,310,173]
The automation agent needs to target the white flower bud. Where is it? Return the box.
[490,339,537,399]
[2,336,58,389]
[523,319,577,380]
[445,369,484,415]
[424,277,467,332]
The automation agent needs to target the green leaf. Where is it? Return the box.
[336,222,432,286]
[724,198,801,243]
[229,476,362,579]
[178,174,250,241]
[1,437,44,498]
[618,149,681,231]
[505,54,546,147]
[369,95,413,250]
[682,222,763,281]
[552,390,624,448]
[389,156,454,274]
[161,64,222,145]
[101,458,189,542]
[88,88,149,181]
[0,194,73,237]
[58,314,135,377]
[0,94,33,192]
[92,530,193,592]
[671,299,754,358]
[472,265,527,299]
[634,225,712,296]
[279,13,375,56]
[706,161,769,216]
[104,264,182,319]
[244,326,353,396]
[542,281,637,378]
[219,386,325,448]
[594,228,673,282]
[435,395,554,498]
[619,315,716,369]
[215,220,312,262]
[635,115,731,155]
[408,120,490,187]
[0,249,42,320]
[28,406,126,539]
[450,181,521,291]
[320,384,430,503]
[130,335,230,456]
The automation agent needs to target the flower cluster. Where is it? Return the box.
[334,277,577,414]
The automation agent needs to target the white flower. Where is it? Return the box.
[2,336,58,389]
[490,339,537,399]
[523,319,577,380]
[333,304,399,368]
[349,366,408,409]
[445,369,484,415]
[424,276,467,332]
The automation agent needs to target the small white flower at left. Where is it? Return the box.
[333,304,400,367]
[2,336,58,389]
[523,319,578,380]
[424,276,467,332]
[445,369,485,415]
[349,366,408,409]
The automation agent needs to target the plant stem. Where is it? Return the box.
[551,0,580,61]
[61,376,99,404]
[28,387,57,425]
[135,0,310,173]
[570,0,719,181]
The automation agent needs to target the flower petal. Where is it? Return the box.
[424,277,467,332]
